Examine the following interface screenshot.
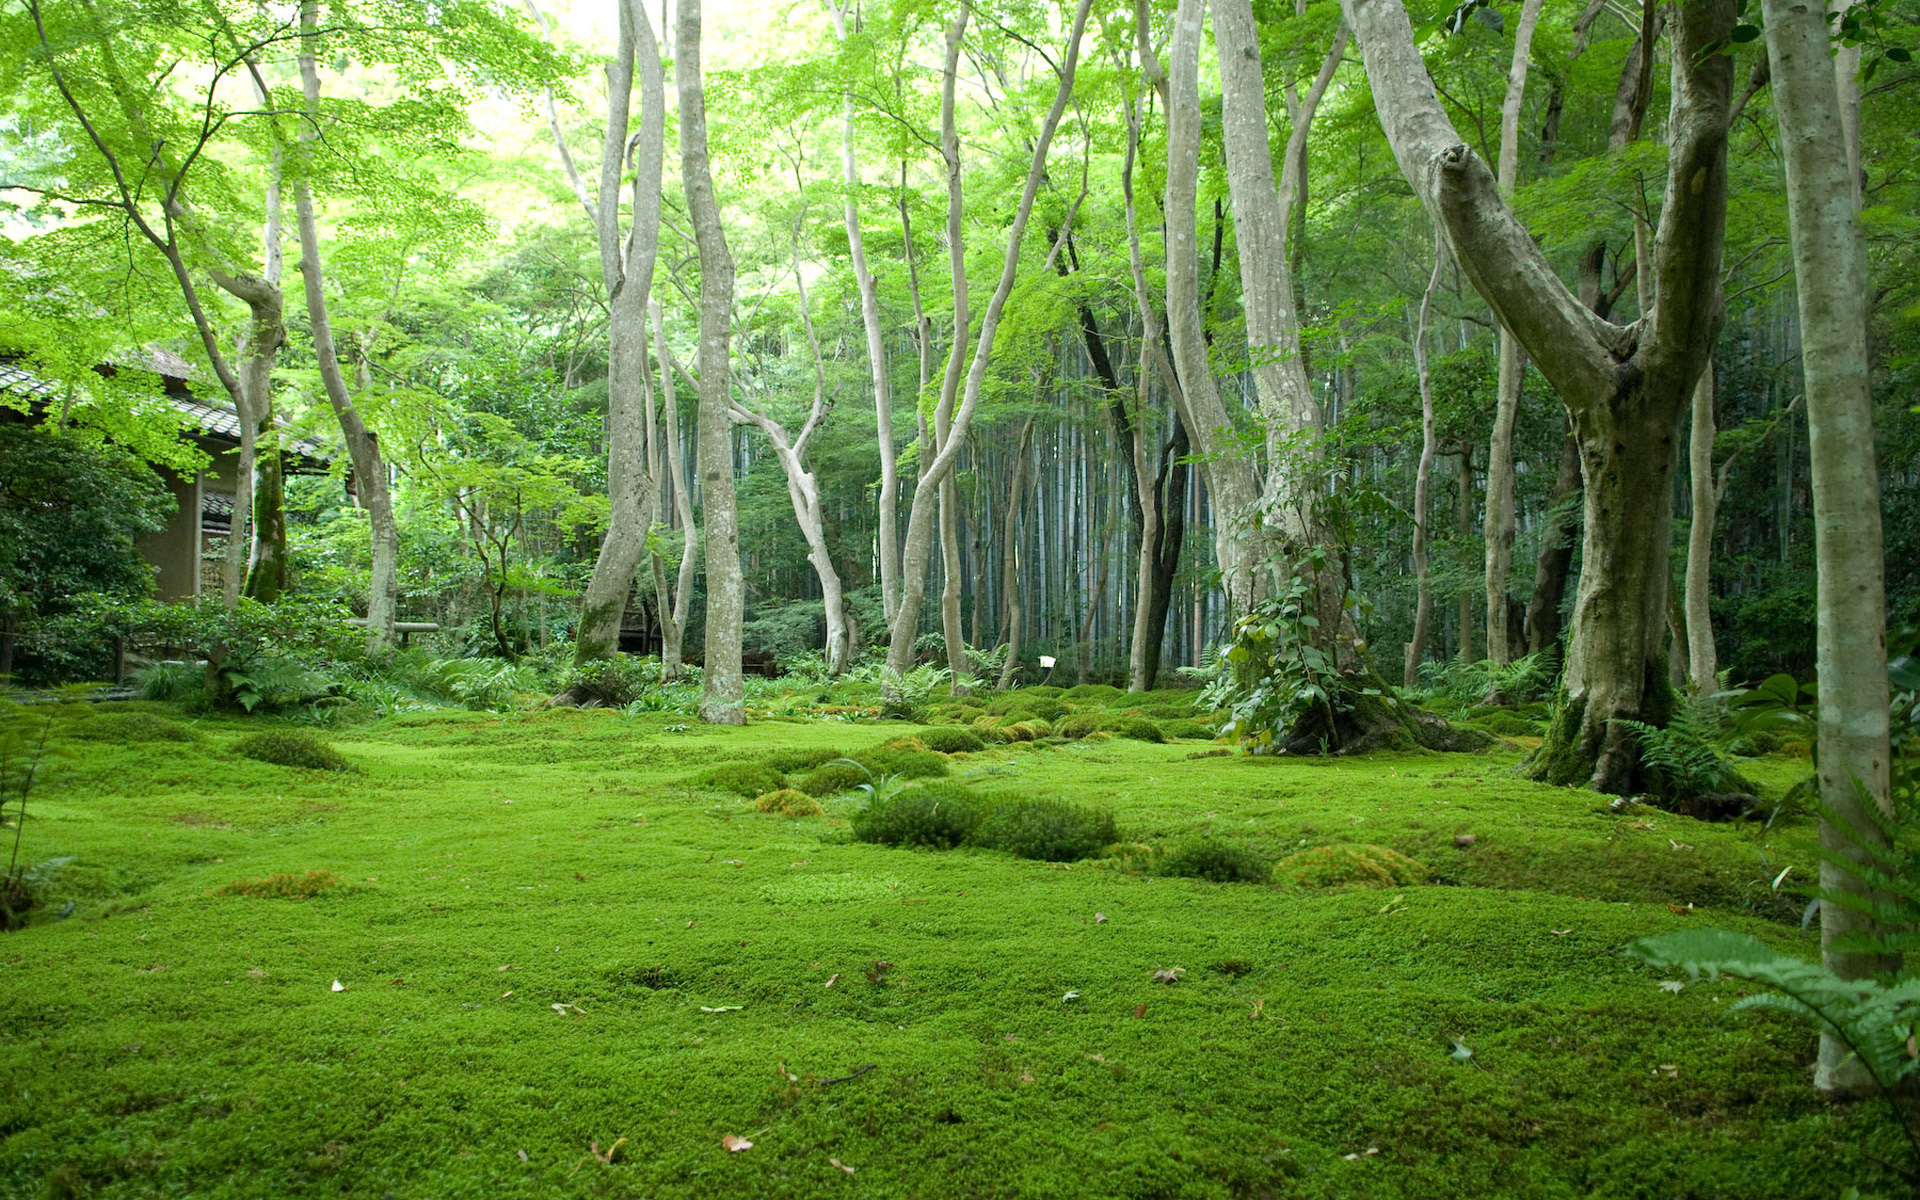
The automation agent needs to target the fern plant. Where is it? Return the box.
[1618,704,1741,801]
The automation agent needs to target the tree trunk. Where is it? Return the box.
[1526,430,1582,655]
[1344,0,1732,792]
[884,0,1091,692]
[939,476,970,690]
[997,417,1034,691]
[1455,446,1476,663]
[1683,364,1719,695]
[1404,234,1443,686]
[677,0,743,724]
[292,1,396,655]
[570,0,666,668]
[652,300,698,679]
[1162,0,1267,616]
[1762,0,1894,1094]
[1482,0,1546,667]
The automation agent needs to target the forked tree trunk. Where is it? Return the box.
[1344,0,1732,792]
[569,0,667,668]
[1159,0,1268,616]
[1482,0,1546,667]
[1762,0,1893,1094]
[293,1,396,654]
[1526,431,1582,655]
[678,0,743,724]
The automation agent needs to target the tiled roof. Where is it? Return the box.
[0,358,333,463]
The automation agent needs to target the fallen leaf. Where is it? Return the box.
[777,1062,798,1082]
[1449,1039,1474,1062]
[1061,990,1082,1003]
[1669,839,1694,852]
[1150,967,1185,984]
[825,973,840,988]
[1658,980,1686,994]
[700,1005,744,1013]
[552,1002,588,1014]
[1453,834,1477,847]
[517,1149,529,1162]
[330,979,346,992]
[1343,1148,1379,1160]
[1550,929,1571,936]
[829,1158,855,1175]
[1667,902,1696,915]
[591,1138,626,1164]
[1771,865,1793,891]
[1133,1004,1147,1018]
[724,860,744,868]
[1094,912,1108,923]
[1250,998,1264,1020]
[499,964,513,972]
[499,990,513,1000]
[722,1134,753,1153]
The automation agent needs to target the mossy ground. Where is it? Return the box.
[0,700,1900,1197]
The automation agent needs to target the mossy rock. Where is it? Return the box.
[1273,843,1429,891]
[762,746,845,774]
[913,726,987,754]
[754,788,823,817]
[1002,720,1052,742]
[1111,717,1165,743]
[233,729,350,772]
[1054,713,1107,740]
[72,711,197,744]
[693,762,789,798]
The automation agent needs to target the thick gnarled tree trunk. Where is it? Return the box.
[1342,0,1733,793]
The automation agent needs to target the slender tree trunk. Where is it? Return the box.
[1454,447,1477,662]
[1405,234,1443,686]
[1763,0,1893,1094]
[652,300,698,678]
[1683,364,1719,695]
[997,417,1035,690]
[571,0,667,668]
[677,0,743,723]
[884,0,1091,691]
[292,1,395,654]
[1526,430,1582,655]
[939,476,970,690]
[1482,0,1546,667]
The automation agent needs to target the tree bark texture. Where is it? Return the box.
[293,1,397,654]
[677,0,744,724]
[1404,234,1443,686]
[1684,364,1719,696]
[1762,0,1894,1094]
[1343,0,1733,793]
[572,0,667,667]
[651,299,698,678]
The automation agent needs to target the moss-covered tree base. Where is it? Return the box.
[1279,689,1496,756]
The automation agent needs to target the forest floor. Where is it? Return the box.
[0,696,1903,1199]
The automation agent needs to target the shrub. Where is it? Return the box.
[1273,843,1428,890]
[754,788,823,817]
[762,746,846,774]
[219,870,340,899]
[1111,717,1165,743]
[71,711,196,744]
[972,796,1117,861]
[693,762,789,798]
[405,656,539,711]
[562,655,659,707]
[911,727,986,754]
[1159,719,1215,740]
[853,783,981,849]
[233,730,350,772]
[1156,838,1272,884]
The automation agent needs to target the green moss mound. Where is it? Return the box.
[761,746,845,773]
[986,694,1068,722]
[1465,708,1543,738]
[972,796,1117,862]
[795,762,871,796]
[1062,684,1125,703]
[911,726,987,754]
[1054,713,1107,740]
[692,761,789,798]
[1274,843,1429,891]
[852,783,982,849]
[753,788,823,817]
[857,745,951,779]
[1156,837,1272,883]
[232,729,350,772]
[1159,719,1215,740]
[72,711,197,744]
